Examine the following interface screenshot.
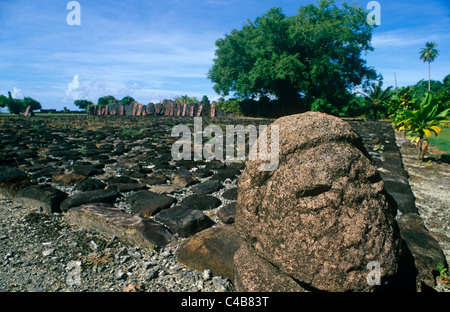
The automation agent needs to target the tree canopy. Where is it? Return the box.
[98,95,118,106]
[74,99,94,110]
[208,0,377,115]
[0,92,41,114]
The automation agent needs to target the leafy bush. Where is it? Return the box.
[394,92,450,161]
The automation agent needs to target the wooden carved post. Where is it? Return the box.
[137,103,143,116]
[132,102,138,115]
[169,101,174,116]
[24,105,31,117]
[210,102,216,117]
[196,103,203,117]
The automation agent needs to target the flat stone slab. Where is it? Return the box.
[350,120,449,290]
[397,213,448,289]
[190,180,223,195]
[180,195,222,211]
[154,205,214,238]
[127,190,176,218]
[14,184,68,213]
[177,225,243,282]
[64,203,173,249]
[60,189,122,212]
[0,166,32,199]
[217,202,237,224]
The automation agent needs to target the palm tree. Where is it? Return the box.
[359,80,392,119]
[419,42,439,91]
[403,92,450,161]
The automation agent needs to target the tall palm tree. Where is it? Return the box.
[419,42,439,91]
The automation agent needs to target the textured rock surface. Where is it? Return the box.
[64,203,173,249]
[14,184,68,213]
[0,166,32,199]
[178,225,243,281]
[235,112,401,292]
[60,189,122,212]
[154,205,214,238]
[126,190,176,218]
[1,115,447,293]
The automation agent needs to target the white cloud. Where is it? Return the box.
[11,87,23,98]
[64,74,115,102]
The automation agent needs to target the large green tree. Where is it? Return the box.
[74,99,94,110]
[0,94,7,108]
[1,93,41,114]
[98,95,117,106]
[121,96,135,106]
[208,0,377,115]
[23,97,42,111]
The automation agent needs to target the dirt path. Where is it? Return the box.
[396,133,450,264]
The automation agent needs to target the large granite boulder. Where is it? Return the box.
[234,112,401,292]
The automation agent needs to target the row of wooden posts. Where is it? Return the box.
[89,100,218,117]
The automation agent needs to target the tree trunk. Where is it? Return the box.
[422,140,429,160]
[428,61,431,92]
[275,82,306,116]
[418,138,423,161]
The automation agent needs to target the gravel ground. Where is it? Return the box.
[1,117,448,293]
[396,134,450,264]
[0,195,234,292]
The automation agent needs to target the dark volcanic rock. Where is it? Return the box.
[222,187,238,200]
[74,179,106,192]
[180,195,222,211]
[127,190,176,218]
[192,168,214,179]
[172,174,198,188]
[107,176,139,184]
[31,166,64,181]
[141,173,169,185]
[190,180,223,195]
[155,205,214,238]
[210,168,241,182]
[52,173,86,186]
[397,213,448,289]
[0,166,32,199]
[60,189,122,212]
[217,202,237,224]
[71,164,104,177]
[235,112,401,292]
[14,184,68,213]
[107,183,148,193]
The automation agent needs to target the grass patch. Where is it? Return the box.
[427,125,450,154]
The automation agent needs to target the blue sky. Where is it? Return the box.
[0,0,449,111]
